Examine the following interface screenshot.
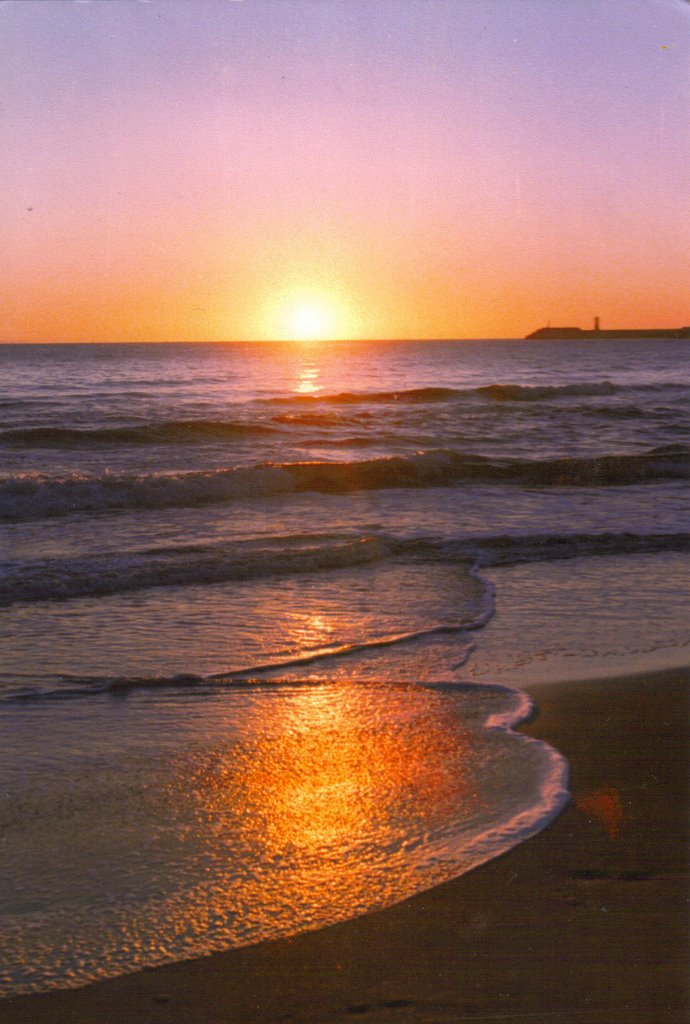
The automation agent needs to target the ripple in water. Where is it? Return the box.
[0,680,568,996]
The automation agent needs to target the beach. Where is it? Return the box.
[3,0,690,1017]
[2,665,687,1024]
[1,342,688,1013]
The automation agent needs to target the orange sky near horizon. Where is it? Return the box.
[2,0,689,342]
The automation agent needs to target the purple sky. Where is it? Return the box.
[2,0,689,340]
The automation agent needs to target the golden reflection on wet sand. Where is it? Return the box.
[179,685,480,936]
[3,684,547,992]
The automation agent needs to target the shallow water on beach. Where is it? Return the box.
[0,338,688,994]
[0,681,567,994]
[464,551,690,686]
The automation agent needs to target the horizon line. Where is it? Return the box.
[0,336,524,345]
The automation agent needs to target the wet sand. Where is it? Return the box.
[1,667,688,1024]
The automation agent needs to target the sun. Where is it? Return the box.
[285,301,332,341]
[257,281,362,341]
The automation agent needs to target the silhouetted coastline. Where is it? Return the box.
[526,325,690,339]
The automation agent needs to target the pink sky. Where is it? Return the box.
[2,0,689,341]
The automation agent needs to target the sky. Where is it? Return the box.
[2,0,689,341]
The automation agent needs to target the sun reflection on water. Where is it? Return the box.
[177,684,479,939]
[286,611,338,651]
[294,360,322,395]
[2,682,552,993]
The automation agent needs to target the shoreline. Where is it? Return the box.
[2,666,688,1024]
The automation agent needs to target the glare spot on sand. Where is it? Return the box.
[577,786,624,840]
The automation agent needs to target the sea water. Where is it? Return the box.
[0,338,688,994]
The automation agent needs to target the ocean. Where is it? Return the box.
[1,338,688,995]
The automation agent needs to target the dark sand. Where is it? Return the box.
[2,667,688,1024]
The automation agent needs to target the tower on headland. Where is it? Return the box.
[526,323,690,339]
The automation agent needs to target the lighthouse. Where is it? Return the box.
[594,316,601,332]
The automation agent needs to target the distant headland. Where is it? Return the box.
[526,318,690,340]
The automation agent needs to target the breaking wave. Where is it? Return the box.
[2,528,687,607]
[262,386,462,405]
[261,380,681,407]
[1,445,687,521]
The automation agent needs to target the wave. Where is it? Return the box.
[263,386,462,405]
[475,381,618,401]
[271,411,377,426]
[1,445,687,521]
[0,535,389,606]
[0,575,493,703]
[4,381,685,450]
[0,419,278,448]
[261,380,684,407]
[0,672,334,703]
[408,529,690,568]
[569,402,684,421]
[107,622,479,695]
[2,527,687,607]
